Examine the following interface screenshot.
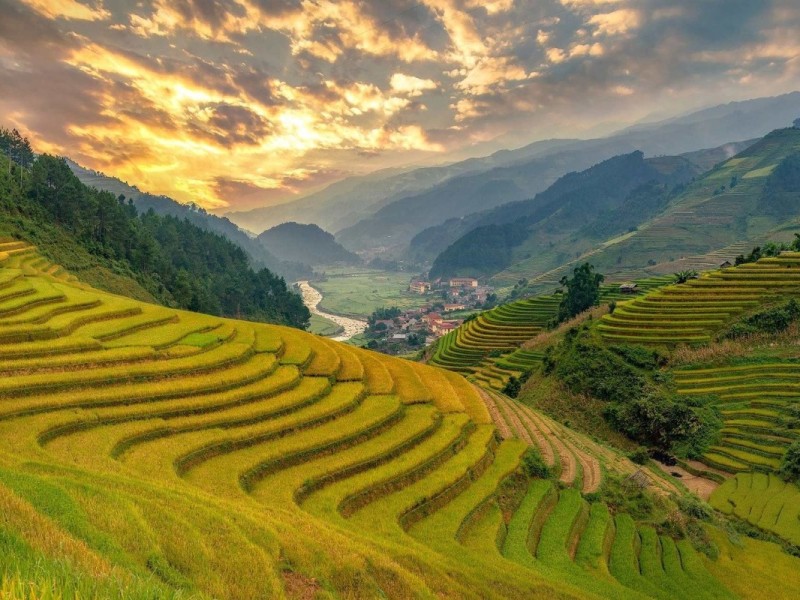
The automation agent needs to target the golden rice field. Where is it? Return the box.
[0,241,798,599]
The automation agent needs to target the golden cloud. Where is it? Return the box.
[57,41,444,208]
[19,0,110,21]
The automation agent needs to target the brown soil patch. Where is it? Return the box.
[655,462,720,500]
[282,571,322,600]
[475,385,512,439]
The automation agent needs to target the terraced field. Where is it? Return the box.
[432,276,671,389]
[2,241,798,598]
[674,360,800,473]
[710,473,800,546]
[599,253,800,345]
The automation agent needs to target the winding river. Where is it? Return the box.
[297,281,367,342]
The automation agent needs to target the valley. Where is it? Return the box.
[297,281,366,342]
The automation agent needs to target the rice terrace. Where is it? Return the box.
[3,1,800,598]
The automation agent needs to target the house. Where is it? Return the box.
[392,333,408,341]
[443,303,466,312]
[448,277,479,288]
[619,283,638,294]
[409,280,431,294]
[720,260,733,269]
[424,312,443,326]
[432,321,459,335]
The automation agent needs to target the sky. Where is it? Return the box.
[1,1,799,212]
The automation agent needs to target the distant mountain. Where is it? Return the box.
[257,222,360,267]
[410,139,756,265]
[224,138,579,235]
[428,151,702,279]
[336,92,800,254]
[459,126,800,293]
[66,160,312,282]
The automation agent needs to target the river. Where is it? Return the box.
[297,281,367,342]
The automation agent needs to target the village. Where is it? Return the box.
[362,275,496,354]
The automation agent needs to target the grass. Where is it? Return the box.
[308,313,342,337]
[710,473,800,545]
[312,268,431,318]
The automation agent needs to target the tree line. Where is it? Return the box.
[0,128,309,329]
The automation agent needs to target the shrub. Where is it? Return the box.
[521,447,551,479]
[780,441,800,483]
[629,447,650,465]
[723,299,800,339]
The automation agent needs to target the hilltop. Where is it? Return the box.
[257,222,360,267]
[224,93,800,255]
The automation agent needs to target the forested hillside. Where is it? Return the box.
[257,222,360,266]
[0,128,309,328]
[67,160,313,283]
[429,151,699,278]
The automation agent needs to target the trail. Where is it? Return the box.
[298,281,367,342]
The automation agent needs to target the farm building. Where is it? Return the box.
[449,277,479,288]
[409,280,431,293]
[619,283,638,294]
[720,260,733,268]
[444,303,466,312]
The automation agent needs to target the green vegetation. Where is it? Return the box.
[710,473,800,546]
[308,314,343,337]
[312,268,430,318]
[256,222,360,266]
[0,130,309,329]
[556,263,604,323]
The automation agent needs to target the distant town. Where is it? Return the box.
[362,275,496,354]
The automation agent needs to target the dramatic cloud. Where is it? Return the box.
[0,0,798,211]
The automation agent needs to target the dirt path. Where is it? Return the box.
[298,281,367,342]
[656,462,720,500]
[475,386,513,439]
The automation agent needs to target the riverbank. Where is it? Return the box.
[298,281,367,342]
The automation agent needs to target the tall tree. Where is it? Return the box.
[557,263,604,322]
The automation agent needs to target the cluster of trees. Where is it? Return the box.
[735,235,800,266]
[0,128,34,168]
[555,263,604,324]
[367,306,401,329]
[544,330,720,458]
[0,129,309,328]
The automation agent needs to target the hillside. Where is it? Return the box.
[428,151,702,278]
[489,127,800,292]
[2,243,796,598]
[67,160,313,283]
[0,131,309,328]
[257,222,360,267]
[427,255,800,566]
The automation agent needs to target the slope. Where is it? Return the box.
[257,222,360,266]
[1,144,309,329]
[493,126,800,289]
[2,243,795,599]
[428,151,700,279]
[336,93,800,254]
[67,159,312,282]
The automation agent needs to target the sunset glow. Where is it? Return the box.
[1,0,799,210]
